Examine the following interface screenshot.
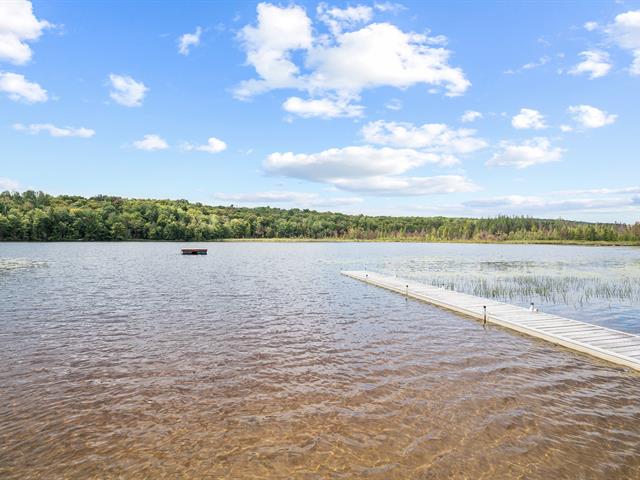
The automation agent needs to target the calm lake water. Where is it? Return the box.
[1,242,640,479]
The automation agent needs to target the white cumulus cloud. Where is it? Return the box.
[317,3,373,35]
[504,56,550,74]
[373,2,406,14]
[235,3,470,118]
[0,71,47,103]
[0,177,22,191]
[511,108,547,130]
[306,22,469,97]
[486,137,564,169]
[265,146,450,180]
[584,21,599,32]
[262,117,485,196]
[568,104,617,128]
[213,191,363,207]
[133,134,169,151]
[522,55,550,70]
[460,110,482,123]
[283,96,363,118]
[264,145,477,196]
[235,3,312,98]
[183,137,227,154]
[569,50,612,79]
[13,123,95,138]
[329,175,478,196]
[0,0,52,65]
[464,195,628,211]
[178,26,202,55]
[554,186,640,196]
[607,10,640,75]
[463,189,640,217]
[414,186,640,220]
[108,74,148,107]
[361,120,487,156]
[385,98,402,111]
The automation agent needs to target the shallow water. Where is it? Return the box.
[1,242,639,479]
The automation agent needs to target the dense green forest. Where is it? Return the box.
[1,191,639,243]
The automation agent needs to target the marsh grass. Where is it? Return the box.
[404,273,640,306]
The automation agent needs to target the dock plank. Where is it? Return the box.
[565,332,629,342]
[342,270,640,372]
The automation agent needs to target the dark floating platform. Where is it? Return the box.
[181,248,207,255]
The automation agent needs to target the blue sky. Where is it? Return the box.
[1,0,640,222]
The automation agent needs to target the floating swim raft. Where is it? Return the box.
[342,270,640,372]
[181,248,207,255]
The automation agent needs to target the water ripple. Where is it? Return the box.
[0,242,639,479]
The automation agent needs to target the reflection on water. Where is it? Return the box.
[0,258,47,272]
[0,242,639,479]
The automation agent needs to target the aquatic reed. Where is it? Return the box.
[402,273,640,306]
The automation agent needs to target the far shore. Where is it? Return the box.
[2,238,639,247]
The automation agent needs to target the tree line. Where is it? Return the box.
[1,190,639,243]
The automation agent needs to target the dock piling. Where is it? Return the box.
[342,270,640,372]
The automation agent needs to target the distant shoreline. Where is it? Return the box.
[2,238,639,246]
[3,192,639,244]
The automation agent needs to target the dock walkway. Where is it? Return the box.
[342,270,640,372]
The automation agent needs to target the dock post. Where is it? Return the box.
[341,270,640,372]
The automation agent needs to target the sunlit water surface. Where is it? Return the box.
[1,242,639,479]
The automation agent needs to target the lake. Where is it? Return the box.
[1,242,639,478]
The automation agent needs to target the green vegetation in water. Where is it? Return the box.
[413,274,640,306]
[1,190,640,243]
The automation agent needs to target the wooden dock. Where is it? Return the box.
[342,270,640,372]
